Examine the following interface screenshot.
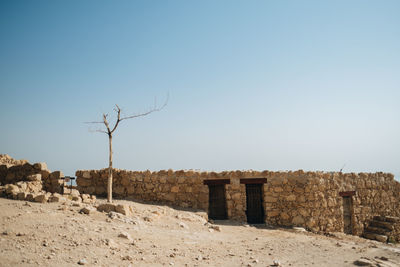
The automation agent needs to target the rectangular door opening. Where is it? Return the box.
[245,184,264,224]
[208,184,227,220]
[342,196,353,234]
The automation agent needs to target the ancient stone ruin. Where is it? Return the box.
[0,154,95,204]
[76,168,400,242]
[1,153,399,243]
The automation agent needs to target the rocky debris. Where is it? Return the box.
[34,193,51,203]
[49,193,67,203]
[353,257,376,266]
[79,206,97,215]
[97,203,116,213]
[115,204,133,216]
[208,224,221,232]
[118,232,133,241]
[81,194,96,204]
[122,255,133,261]
[17,192,28,201]
[71,196,82,202]
[0,154,28,167]
[272,260,281,266]
[78,259,87,265]
[26,174,41,182]
[104,238,118,249]
[179,222,189,229]
[97,203,133,216]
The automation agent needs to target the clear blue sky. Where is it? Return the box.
[1,1,399,180]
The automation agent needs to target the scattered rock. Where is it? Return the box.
[34,194,49,203]
[78,259,87,265]
[118,232,133,241]
[115,204,133,216]
[195,255,203,260]
[209,225,221,232]
[122,255,133,261]
[179,222,189,229]
[79,206,96,215]
[26,174,42,182]
[273,260,281,266]
[353,258,374,266]
[97,203,116,213]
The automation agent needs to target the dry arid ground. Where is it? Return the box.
[1,197,400,267]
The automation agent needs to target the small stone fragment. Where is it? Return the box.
[78,259,87,265]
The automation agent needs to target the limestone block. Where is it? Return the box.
[232,192,241,200]
[70,189,80,197]
[82,171,91,179]
[17,182,27,191]
[6,184,19,194]
[80,206,96,215]
[265,196,277,203]
[115,204,133,216]
[114,186,125,195]
[17,192,28,200]
[72,196,82,202]
[49,193,66,203]
[50,171,64,180]
[267,210,279,217]
[286,195,296,201]
[280,212,290,220]
[97,203,116,213]
[273,187,283,193]
[33,162,48,172]
[26,193,37,202]
[292,216,305,225]
[171,186,179,193]
[77,178,91,187]
[34,194,49,203]
[164,193,175,202]
[26,174,41,181]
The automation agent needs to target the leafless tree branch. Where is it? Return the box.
[84,94,168,203]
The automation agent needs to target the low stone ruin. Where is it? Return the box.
[363,216,400,243]
[0,155,95,205]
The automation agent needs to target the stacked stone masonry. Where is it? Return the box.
[0,162,65,194]
[76,169,400,241]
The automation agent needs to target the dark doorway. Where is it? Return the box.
[208,184,227,220]
[342,196,352,234]
[245,184,264,224]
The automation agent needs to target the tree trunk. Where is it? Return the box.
[107,134,113,203]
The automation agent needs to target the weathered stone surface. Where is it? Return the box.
[17,192,28,200]
[26,174,41,181]
[80,206,96,215]
[74,168,400,241]
[33,162,48,172]
[34,194,49,203]
[97,203,116,213]
[115,204,133,216]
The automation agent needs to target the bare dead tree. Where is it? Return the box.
[86,96,168,203]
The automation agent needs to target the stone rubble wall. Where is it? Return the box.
[0,162,65,194]
[0,154,28,167]
[76,169,400,238]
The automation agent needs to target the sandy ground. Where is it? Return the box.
[1,197,400,267]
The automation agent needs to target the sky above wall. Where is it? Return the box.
[0,0,399,180]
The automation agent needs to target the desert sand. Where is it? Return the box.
[1,197,400,267]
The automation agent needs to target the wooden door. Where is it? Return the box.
[246,184,264,224]
[208,184,227,220]
[343,196,352,234]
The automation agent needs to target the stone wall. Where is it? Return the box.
[0,162,65,194]
[76,169,400,238]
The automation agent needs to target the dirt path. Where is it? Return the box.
[1,197,400,266]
